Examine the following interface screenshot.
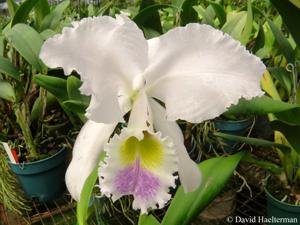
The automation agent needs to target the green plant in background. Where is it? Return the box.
[0,0,75,160]
[0,0,76,214]
[0,0,300,223]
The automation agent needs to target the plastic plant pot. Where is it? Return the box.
[214,118,252,152]
[9,148,68,202]
[265,179,300,225]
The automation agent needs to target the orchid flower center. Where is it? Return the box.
[120,132,163,170]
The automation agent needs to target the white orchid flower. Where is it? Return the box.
[39,15,265,213]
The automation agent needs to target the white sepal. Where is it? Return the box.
[65,120,116,201]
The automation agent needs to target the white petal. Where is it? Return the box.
[149,99,202,192]
[65,120,116,201]
[144,24,265,123]
[40,15,148,123]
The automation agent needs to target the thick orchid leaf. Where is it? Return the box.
[35,0,50,27]
[0,55,20,80]
[241,0,253,45]
[66,75,90,104]
[0,80,16,102]
[134,0,163,33]
[6,0,18,17]
[4,24,45,72]
[268,19,294,62]
[214,132,291,154]
[225,96,298,116]
[271,0,300,48]
[11,0,39,26]
[40,29,56,40]
[271,120,300,154]
[66,76,82,99]
[33,75,68,101]
[161,152,244,225]
[209,1,226,26]
[139,214,160,225]
[63,100,86,114]
[275,108,300,126]
[41,0,70,31]
[77,152,106,225]
[77,165,98,225]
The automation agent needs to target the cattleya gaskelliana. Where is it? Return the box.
[39,15,265,213]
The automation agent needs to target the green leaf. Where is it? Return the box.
[133,4,171,33]
[253,24,265,53]
[275,107,300,126]
[225,96,298,116]
[242,152,283,174]
[142,27,161,39]
[193,5,215,27]
[4,24,45,71]
[97,1,112,16]
[34,0,50,28]
[161,152,244,225]
[0,36,4,56]
[77,165,98,225]
[241,0,253,45]
[0,55,20,80]
[77,152,106,225]
[0,80,16,102]
[214,132,291,154]
[30,92,58,121]
[222,11,247,42]
[271,0,300,48]
[6,0,19,17]
[268,67,292,96]
[66,75,90,104]
[63,100,86,114]
[87,4,95,17]
[209,1,226,27]
[180,0,198,25]
[290,0,300,9]
[268,19,294,62]
[12,0,39,26]
[139,214,160,225]
[40,28,56,40]
[134,0,163,33]
[271,120,300,154]
[33,75,68,101]
[41,0,70,31]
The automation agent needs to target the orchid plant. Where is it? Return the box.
[39,14,265,213]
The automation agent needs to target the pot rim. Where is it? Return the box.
[264,176,300,209]
[8,147,65,166]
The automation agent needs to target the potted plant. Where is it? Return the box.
[0,0,72,202]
